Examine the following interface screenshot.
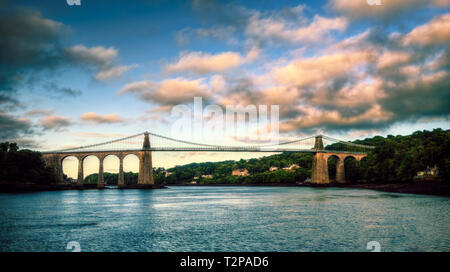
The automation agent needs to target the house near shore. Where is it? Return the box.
[232,168,249,176]
[201,174,213,179]
[282,164,300,172]
[269,166,278,171]
[415,165,439,178]
[67,178,77,183]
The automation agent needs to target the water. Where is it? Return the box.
[0,186,449,252]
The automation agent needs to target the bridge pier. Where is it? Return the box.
[138,150,154,185]
[137,132,154,185]
[42,154,64,182]
[98,156,104,188]
[336,156,345,184]
[77,156,84,185]
[118,156,125,188]
[311,152,330,184]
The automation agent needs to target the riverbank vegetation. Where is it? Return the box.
[0,142,58,184]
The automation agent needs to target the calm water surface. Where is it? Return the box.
[0,186,449,252]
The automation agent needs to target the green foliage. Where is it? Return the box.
[355,128,450,183]
[0,142,58,184]
[157,152,313,185]
[84,172,138,185]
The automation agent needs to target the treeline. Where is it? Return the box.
[354,128,450,183]
[158,152,313,185]
[84,172,138,185]
[0,142,58,184]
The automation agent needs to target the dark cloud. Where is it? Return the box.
[0,110,34,140]
[0,1,123,107]
[380,72,450,123]
[0,93,22,111]
[0,3,67,93]
[10,138,42,149]
[58,87,82,97]
[43,82,82,98]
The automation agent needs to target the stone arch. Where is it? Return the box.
[344,155,359,183]
[82,155,100,183]
[61,155,78,180]
[327,154,340,182]
[103,154,120,185]
[123,154,139,173]
[123,154,139,185]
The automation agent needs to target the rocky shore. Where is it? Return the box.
[345,180,449,197]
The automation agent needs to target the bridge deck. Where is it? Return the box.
[42,148,368,155]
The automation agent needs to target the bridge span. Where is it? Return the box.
[41,132,374,187]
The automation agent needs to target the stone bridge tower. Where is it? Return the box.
[311,135,366,184]
[138,132,154,185]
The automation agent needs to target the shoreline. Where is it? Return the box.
[165,180,450,197]
[0,180,448,197]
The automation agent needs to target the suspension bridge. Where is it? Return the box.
[41,131,375,187]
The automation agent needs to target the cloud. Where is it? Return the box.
[403,14,450,46]
[376,51,412,69]
[60,87,82,97]
[67,45,137,82]
[329,0,449,19]
[0,93,21,111]
[265,13,449,133]
[94,65,138,81]
[0,1,132,113]
[80,112,125,124]
[66,45,118,67]
[246,14,348,45]
[272,51,375,88]
[210,12,449,134]
[25,109,54,117]
[0,110,33,140]
[279,104,393,132]
[39,115,73,131]
[186,1,346,49]
[67,132,128,138]
[118,78,210,105]
[10,138,42,149]
[0,5,66,92]
[165,48,259,75]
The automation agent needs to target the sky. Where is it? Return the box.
[1,0,449,177]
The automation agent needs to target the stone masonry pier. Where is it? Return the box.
[311,136,367,184]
